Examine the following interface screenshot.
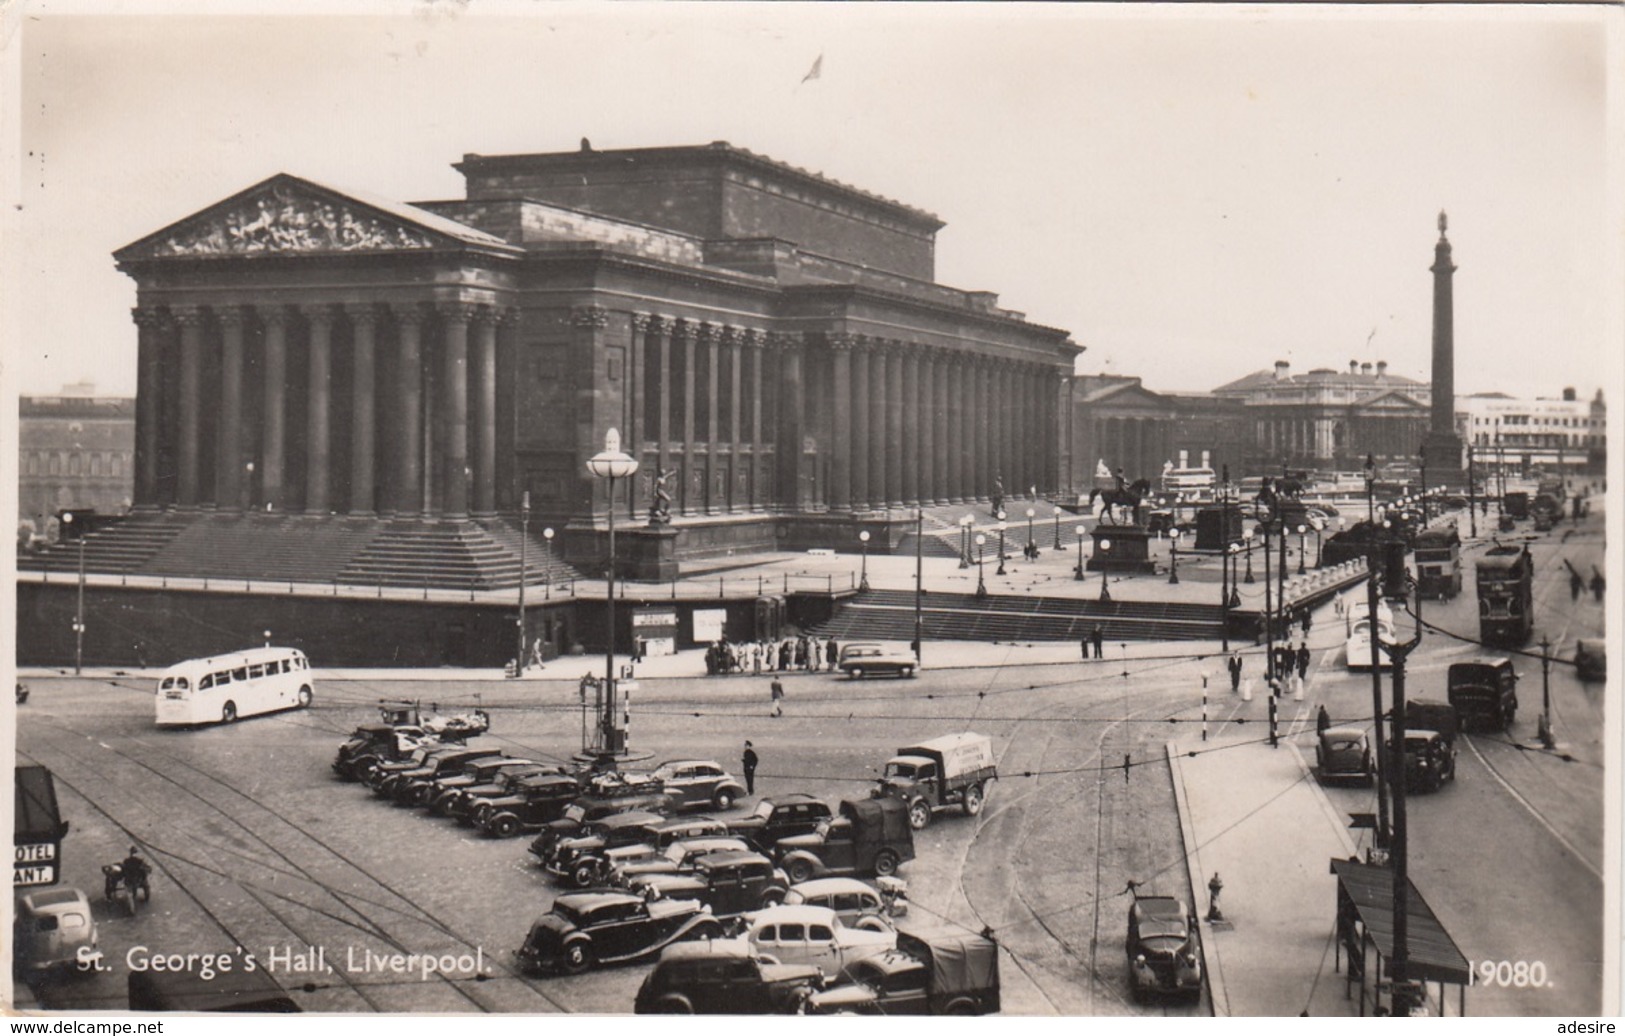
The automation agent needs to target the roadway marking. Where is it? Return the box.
[1460,735,1602,881]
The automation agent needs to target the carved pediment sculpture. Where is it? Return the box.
[152,181,437,257]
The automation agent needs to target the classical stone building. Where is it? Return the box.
[17,385,135,531]
[111,142,1080,576]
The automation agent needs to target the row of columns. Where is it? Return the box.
[132,300,513,519]
[1081,415,1174,489]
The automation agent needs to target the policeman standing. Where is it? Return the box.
[742,741,758,796]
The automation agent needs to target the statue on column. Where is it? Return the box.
[648,466,673,526]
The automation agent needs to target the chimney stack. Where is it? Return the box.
[1376,361,1388,379]
[1274,360,1290,380]
[1349,360,1359,375]
[1361,362,1373,377]
[1563,387,1577,402]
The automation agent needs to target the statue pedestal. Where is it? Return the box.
[625,525,680,582]
[1087,526,1158,573]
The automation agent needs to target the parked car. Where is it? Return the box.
[805,924,1000,1015]
[632,850,791,918]
[531,810,671,869]
[514,891,724,975]
[610,836,755,887]
[427,758,549,816]
[475,773,585,837]
[1127,893,1203,1003]
[386,748,503,805]
[775,797,914,883]
[526,776,675,857]
[736,904,896,977]
[366,743,474,793]
[445,764,562,824]
[784,876,909,930]
[548,812,713,889]
[332,723,431,781]
[838,643,918,679]
[647,760,747,813]
[1575,638,1606,683]
[634,940,823,1014]
[726,794,834,854]
[1314,727,1375,786]
[13,887,99,974]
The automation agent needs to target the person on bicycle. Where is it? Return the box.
[120,846,150,890]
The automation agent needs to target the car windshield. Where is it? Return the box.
[1327,738,1363,753]
[663,843,688,864]
[564,804,587,822]
[884,762,917,779]
[751,800,775,820]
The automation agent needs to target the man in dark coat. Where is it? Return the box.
[1297,644,1312,682]
[1091,624,1105,659]
[1316,705,1331,735]
[825,637,839,671]
[741,741,758,795]
[1227,652,1243,692]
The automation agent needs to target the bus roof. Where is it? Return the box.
[160,647,307,674]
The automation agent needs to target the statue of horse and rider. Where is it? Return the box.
[1087,466,1154,525]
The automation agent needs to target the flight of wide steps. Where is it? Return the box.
[808,587,1224,643]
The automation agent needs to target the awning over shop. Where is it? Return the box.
[1331,858,1470,985]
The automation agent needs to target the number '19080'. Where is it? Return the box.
[1470,960,1550,988]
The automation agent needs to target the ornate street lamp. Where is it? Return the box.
[586,428,638,757]
[1168,527,1182,584]
[858,530,872,592]
[1053,507,1064,551]
[1242,526,1256,584]
[517,490,530,675]
[543,526,556,600]
[1075,524,1088,580]
[1025,507,1036,556]
[974,534,988,598]
[959,514,974,569]
[995,515,1007,576]
[1098,537,1112,601]
[61,511,86,675]
[1296,523,1308,575]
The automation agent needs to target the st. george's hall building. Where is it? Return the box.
[20,143,1081,666]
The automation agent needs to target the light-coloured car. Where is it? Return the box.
[784,876,907,929]
[837,643,918,679]
[610,835,753,886]
[13,887,99,973]
[737,904,896,978]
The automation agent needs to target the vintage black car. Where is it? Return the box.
[379,747,493,804]
[1126,894,1202,1003]
[366,743,471,793]
[528,782,677,860]
[632,850,790,918]
[476,773,585,837]
[634,940,823,1014]
[726,794,834,854]
[546,812,709,888]
[515,891,724,975]
[426,758,549,815]
[333,723,433,781]
[646,760,748,813]
[610,836,754,887]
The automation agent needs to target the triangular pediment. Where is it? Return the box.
[1086,381,1171,410]
[117,174,511,261]
[1353,389,1428,413]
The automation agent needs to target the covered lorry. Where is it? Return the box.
[776,797,915,883]
[1446,658,1518,732]
[805,923,1001,1015]
[877,733,997,831]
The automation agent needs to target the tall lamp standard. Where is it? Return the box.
[959,514,974,569]
[1098,538,1112,601]
[858,530,872,592]
[62,511,85,675]
[1296,523,1308,575]
[1167,528,1182,584]
[1025,507,1036,556]
[995,515,1007,576]
[517,491,530,675]
[1467,445,1478,537]
[1074,525,1088,580]
[1053,507,1064,551]
[586,428,638,757]
[1242,526,1256,584]
[543,527,556,599]
[974,534,988,598]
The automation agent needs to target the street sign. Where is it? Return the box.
[1348,812,1377,830]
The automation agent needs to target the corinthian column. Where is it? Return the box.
[828,333,854,511]
[304,305,334,514]
[438,302,473,519]
[216,306,247,510]
[131,308,164,509]
[347,304,379,516]
[392,304,425,517]
[173,307,204,507]
[261,306,290,510]
[471,306,498,517]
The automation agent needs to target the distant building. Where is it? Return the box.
[1456,387,1606,477]
[18,385,135,533]
[1063,376,1249,494]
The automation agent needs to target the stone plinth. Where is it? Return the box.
[1087,525,1159,574]
[625,525,681,582]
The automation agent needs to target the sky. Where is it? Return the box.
[3,2,1620,404]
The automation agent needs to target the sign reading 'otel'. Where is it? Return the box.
[14,840,59,887]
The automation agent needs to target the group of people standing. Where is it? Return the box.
[706,635,839,676]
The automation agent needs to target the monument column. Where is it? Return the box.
[347,304,378,516]
[173,306,204,508]
[216,306,247,510]
[261,305,290,510]
[305,304,334,514]
[439,302,472,518]
[828,333,854,512]
[1423,211,1464,485]
[392,304,425,517]
[471,306,498,517]
[131,308,164,508]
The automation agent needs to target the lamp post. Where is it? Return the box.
[586,428,638,758]
[974,534,987,598]
[543,527,556,599]
[1242,527,1256,584]
[959,514,974,569]
[1467,444,1478,537]
[1168,528,1181,584]
[1053,507,1063,550]
[62,511,85,675]
[517,490,530,675]
[1025,507,1036,556]
[913,508,924,664]
[995,516,1007,576]
[1296,523,1308,575]
[263,628,272,649]
[1075,525,1088,580]
[858,530,871,592]
[1419,445,1429,525]
[1098,538,1112,601]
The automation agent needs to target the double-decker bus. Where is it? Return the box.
[1476,545,1534,647]
[1413,526,1462,600]
[155,647,314,727]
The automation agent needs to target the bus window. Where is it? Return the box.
[248,664,265,679]
[281,659,292,674]
[233,667,247,681]
[214,670,231,685]
[199,674,214,690]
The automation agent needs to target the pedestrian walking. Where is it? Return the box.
[1301,609,1312,636]
[1571,571,1584,602]
[1297,644,1311,682]
[779,641,792,671]
[770,678,785,717]
[742,741,758,795]
[1316,704,1331,735]
[1591,568,1606,603]
[1082,634,1090,661]
[1091,623,1105,659]
[1334,594,1346,620]
[1227,651,1243,693]
[825,637,839,671]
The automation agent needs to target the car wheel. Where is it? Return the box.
[571,860,599,889]
[908,800,931,831]
[851,667,864,680]
[491,815,519,838]
[787,859,815,885]
[560,940,593,975]
[713,790,735,812]
[873,850,900,877]
[221,702,238,724]
[689,918,724,941]
[901,666,914,678]
[297,686,313,708]
[854,915,893,933]
[759,888,785,908]
[650,994,693,1014]
[944,998,978,1015]
[963,783,985,816]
